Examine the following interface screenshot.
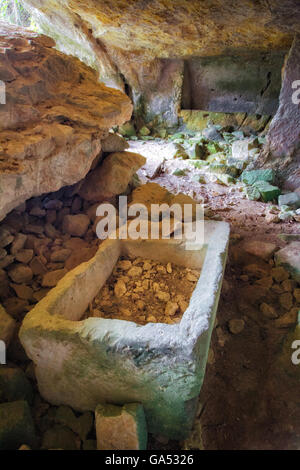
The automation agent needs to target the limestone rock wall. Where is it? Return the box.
[254,35,300,190]
[23,0,297,59]
[0,22,132,221]
[22,0,299,127]
[182,52,285,116]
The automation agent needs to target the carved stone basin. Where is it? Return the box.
[20,220,230,439]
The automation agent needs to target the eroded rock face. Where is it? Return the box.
[79,151,146,202]
[255,35,300,189]
[0,22,132,221]
[22,1,299,126]
[24,0,297,60]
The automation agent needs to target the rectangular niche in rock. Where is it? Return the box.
[20,220,230,440]
[181,51,286,115]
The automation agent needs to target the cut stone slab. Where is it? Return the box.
[0,24,132,221]
[0,400,36,450]
[255,35,300,190]
[20,221,230,440]
[7,265,33,284]
[277,319,300,381]
[0,367,34,404]
[245,185,261,201]
[241,169,275,185]
[228,318,245,334]
[11,284,34,301]
[95,403,147,450]
[260,303,278,319]
[275,242,300,283]
[0,304,16,347]
[42,425,78,450]
[271,267,289,282]
[50,249,72,263]
[0,228,14,248]
[82,439,97,450]
[278,192,300,209]
[252,181,281,202]
[15,249,34,264]
[11,234,27,255]
[3,297,28,319]
[231,138,259,162]
[42,269,68,287]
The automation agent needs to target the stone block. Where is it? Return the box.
[95,403,147,450]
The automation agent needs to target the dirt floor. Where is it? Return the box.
[129,140,300,450]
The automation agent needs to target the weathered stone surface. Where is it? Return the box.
[271,267,290,282]
[0,401,36,450]
[241,169,275,185]
[0,367,34,404]
[294,288,300,302]
[275,243,300,282]
[232,138,259,162]
[15,250,34,264]
[0,22,132,221]
[252,181,281,202]
[279,292,293,310]
[181,110,266,133]
[95,403,147,450]
[242,241,277,260]
[275,308,299,328]
[79,152,146,202]
[255,35,300,189]
[278,192,300,209]
[50,249,71,263]
[62,214,90,238]
[42,268,67,287]
[22,1,298,126]
[0,255,14,269]
[3,298,29,319]
[24,1,296,62]
[29,256,47,276]
[8,265,33,284]
[0,304,16,347]
[129,182,199,221]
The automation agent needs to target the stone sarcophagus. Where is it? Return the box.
[20,220,229,439]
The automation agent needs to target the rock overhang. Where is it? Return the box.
[0,22,133,221]
[23,0,299,59]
